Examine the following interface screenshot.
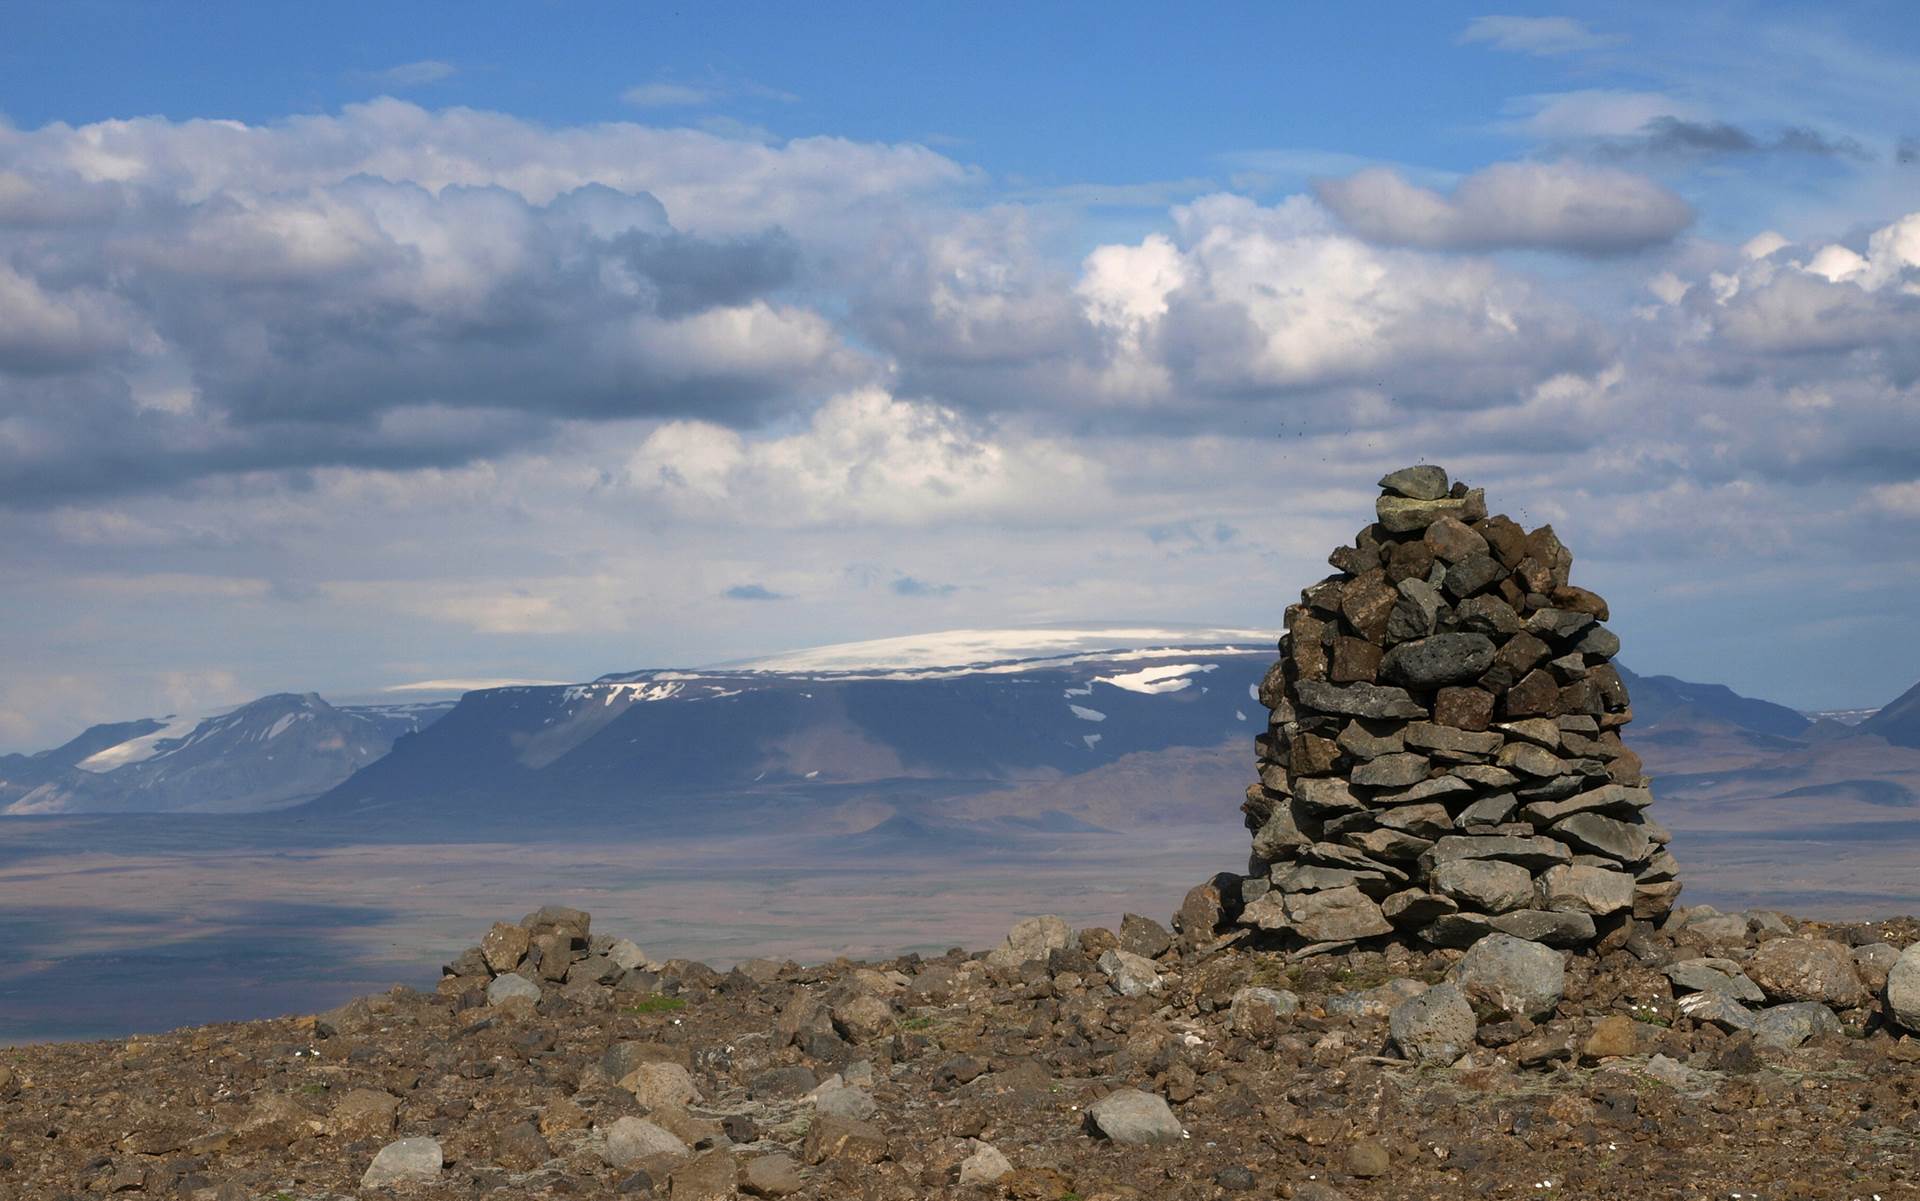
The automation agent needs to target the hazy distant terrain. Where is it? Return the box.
[3,630,1918,1044]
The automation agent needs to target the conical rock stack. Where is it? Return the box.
[1240,466,1679,953]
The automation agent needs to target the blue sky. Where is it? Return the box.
[1,3,1918,747]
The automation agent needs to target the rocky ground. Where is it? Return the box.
[7,898,1920,1201]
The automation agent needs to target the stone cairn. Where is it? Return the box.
[1238,465,1680,953]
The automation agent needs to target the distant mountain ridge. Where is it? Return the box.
[0,693,452,815]
[6,627,1913,825]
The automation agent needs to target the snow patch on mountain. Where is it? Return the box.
[720,625,1268,674]
[1095,663,1217,695]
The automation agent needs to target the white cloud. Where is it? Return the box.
[1314,161,1692,255]
[628,387,1102,525]
[1459,16,1625,56]
[371,60,457,88]
[1507,90,1702,140]
[621,82,716,108]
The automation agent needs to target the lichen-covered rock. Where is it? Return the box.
[1745,938,1868,1008]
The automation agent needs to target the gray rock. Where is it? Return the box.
[1295,680,1426,719]
[1420,912,1497,948]
[1372,776,1475,806]
[1453,793,1518,829]
[1230,986,1300,1037]
[1551,813,1653,864]
[486,972,541,1005]
[1387,578,1443,643]
[1380,634,1497,689]
[1252,804,1312,860]
[1749,1001,1843,1050]
[1378,465,1449,500]
[1351,752,1431,788]
[1431,859,1533,914]
[1887,943,1920,1032]
[957,1140,1013,1186]
[1455,594,1523,636]
[1377,494,1472,533]
[1450,764,1521,789]
[1497,742,1569,778]
[1744,938,1867,1008]
[1337,719,1406,760]
[362,1137,443,1188]
[1118,913,1174,959]
[1341,827,1435,863]
[1525,608,1596,641]
[1376,802,1454,839]
[1425,833,1571,872]
[1452,933,1566,1020]
[1674,991,1754,1031]
[813,1083,878,1121]
[1538,864,1634,916]
[1664,958,1766,1003]
[985,915,1071,968]
[1272,863,1388,894]
[1085,1088,1184,1144]
[1381,889,1457,927]
[606,938,651,971]
[1389,982,1476,1063]
[1575,625,1621,657]
[1442,553,1505,599]
[1497,718,1561,749]
[1853,942,1901,990]
[1487,909,1596,947]
[603,1116,691,1167]
[1096,948,1162,998]
[1293,776,1367,817]
[1640,1053,1712,1093]
[1273,885,1394,941]
[1404,722,1503,757]
[1523,784,1652,825]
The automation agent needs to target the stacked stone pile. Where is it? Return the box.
[1239,465,1680,953]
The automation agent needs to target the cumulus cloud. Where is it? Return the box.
[1458,16,1624,56]
[1314,161,1693,255]
[0,103,973,504]
[627,387,1103,526]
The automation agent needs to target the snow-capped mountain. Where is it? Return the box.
[301,627,1275,826]
[0,693,452,815]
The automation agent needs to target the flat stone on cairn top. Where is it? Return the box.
[1238,465,1679,953]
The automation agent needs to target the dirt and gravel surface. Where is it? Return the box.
[5,899,1920,1201]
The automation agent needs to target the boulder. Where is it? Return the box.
[1744,938,1868,1008]
[1884,942,1920,1031]
[984,915,1071,968]
[1096,949,1162,998]
[1379,634,1497,689]
[1451,933,1565,1020]
[1538,864,1634,916]
[1388,982,1475,1064]
[1085,1089,1184,1144]
[603,1117,691,1168]
[1750,1002,1843,1050]
[1431,859,1533,914]
[362,1137,444,1188]
[486,972,541,1005]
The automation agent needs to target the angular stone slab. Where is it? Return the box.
[1551,813,1653,864]
[1295,680,1426,720]
[1426,833,1572,872]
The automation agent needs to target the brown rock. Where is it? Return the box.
[1386,539,1435,584]
[1433,687,1494,731]
[1329,637,1382,683]
[1551,585,1610,619]
[801,1115,889,1165]
[1582,1015,1639,1061]
[1290,732,1341,776]
[481,922,531,973]
[1424,515,1489,563]
[1345,1138,1390,1177]
[670,1149,739,1200]
[1558,679,1603,715]
[1482,631,1551,691]
[1339,570,1397,643]
[533,932,573,982]
[1504,669,1561,718]
[740,1154,806,1197]
[1288,613,1332,682]
[328,1088,400,1140]
[1481,514,1528,567]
